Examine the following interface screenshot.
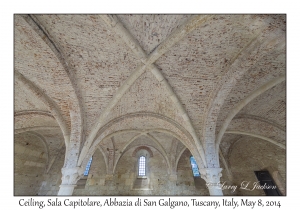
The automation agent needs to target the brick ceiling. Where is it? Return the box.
[14,14,286,170]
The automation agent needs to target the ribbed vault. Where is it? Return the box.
[14,14,286,196]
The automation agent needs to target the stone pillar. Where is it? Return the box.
[57,167,81,195]
[199,168,223,195]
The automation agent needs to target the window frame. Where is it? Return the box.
[135,149,150,178]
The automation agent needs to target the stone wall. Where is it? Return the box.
[37,148,65,195]
[176,149,208,195]
[15,135,285,196]
[73,147,209,195]
[14,136,209,196]
[14,133,47,195]
[227,136,286,196]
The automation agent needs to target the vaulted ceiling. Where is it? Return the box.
[14,14,286,174]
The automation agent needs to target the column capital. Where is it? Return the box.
[61,166,81,174]
[199,168,223,195]
[60,167,81,185]
[199,168,222,183]
[58,167,81,195]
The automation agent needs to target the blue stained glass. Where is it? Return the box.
[84,157,93,176]
[190,156,200,177]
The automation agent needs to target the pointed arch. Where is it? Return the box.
[216,76,285,150]
[79,112,205,169]
[15,71,70,146]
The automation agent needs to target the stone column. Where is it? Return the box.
[199,168,223,195]
[57,167,81,195]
